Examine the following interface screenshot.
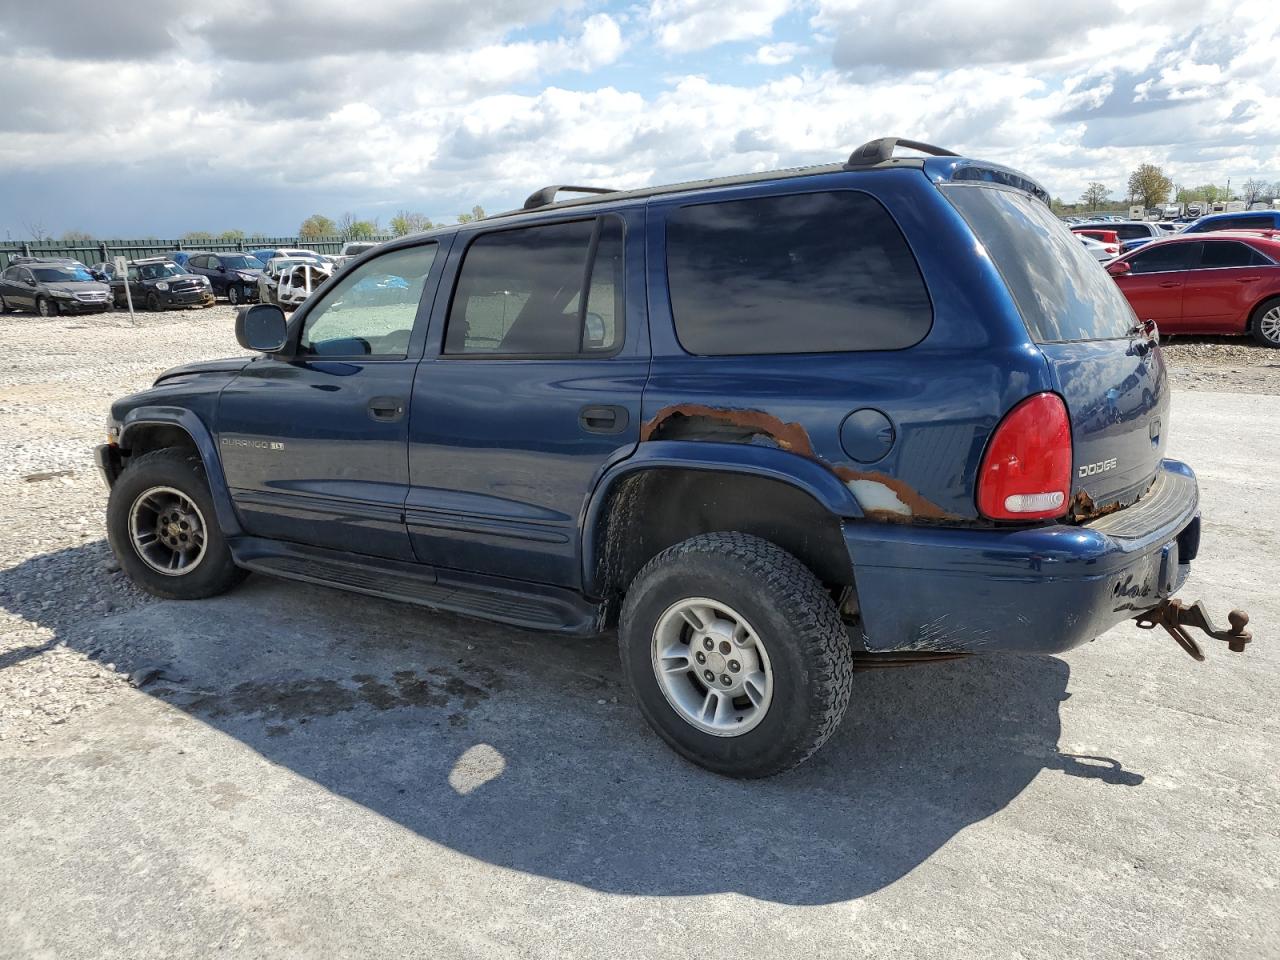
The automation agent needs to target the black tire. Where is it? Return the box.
[226,285,240,305]
[145,291,162,312]
[36,296,57,318]
[1249,297,1280,347]
[618,532,853,778]
[0,293,10,313]
[106,447,248,600]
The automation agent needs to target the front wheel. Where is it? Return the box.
[1251,297,1280,347]
[106,448,248,599]
[618,532,853,778]
[226,285,240,305]
[36,297,57,317]
[145,291,162,312]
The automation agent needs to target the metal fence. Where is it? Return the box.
[0,235,394,271]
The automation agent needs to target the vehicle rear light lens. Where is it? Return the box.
[977,392,1072,521]
[1105,246,1118,254]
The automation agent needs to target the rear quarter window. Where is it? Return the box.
[943,184,1135,342]
[665,190,932,355]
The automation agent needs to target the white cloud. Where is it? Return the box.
[649,0,792,53]
[751,42,806,66]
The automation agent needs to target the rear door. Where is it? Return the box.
[1182,239,1273,332]
[405,210,647,588]
[944,185,1169,510]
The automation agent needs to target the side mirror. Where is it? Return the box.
[235,303,288,353]
[1106,261,1132,276]
[24,278,36,286]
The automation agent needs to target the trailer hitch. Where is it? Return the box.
[1134,599,1252,661]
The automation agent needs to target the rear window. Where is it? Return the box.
[943,184,1135,342]
[665,190,932,355]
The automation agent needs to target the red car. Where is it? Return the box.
[1105,231,1280,346]
[1072,227,1120,245]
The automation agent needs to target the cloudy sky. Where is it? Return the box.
[1,0,1277,239]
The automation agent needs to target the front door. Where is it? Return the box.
[406,211,647,588]
[1115,241,1201,330]
[217,239,447,561]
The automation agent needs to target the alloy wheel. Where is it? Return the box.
[650,597,774,736]
[1259,305,1280,345]
[127,485,209,576]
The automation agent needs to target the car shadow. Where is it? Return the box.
[0,542,1144,905]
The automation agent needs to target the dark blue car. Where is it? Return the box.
[96,137,1250,777]
[1181,210,1280,234]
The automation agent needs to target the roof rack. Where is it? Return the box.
[844,137,958,169]
[523,185,620,211]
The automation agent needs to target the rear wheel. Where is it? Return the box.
[0,293,10,313]
[1251,298,1280,347]
[618,532,853,778]
[106,448,247,599]
[36,296,56,317]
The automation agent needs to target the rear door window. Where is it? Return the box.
[943,184,1135,342]
[444,216,624,357]
[664,190,932,355]
[1199,240,1271,268]
[1127,243,1202,274]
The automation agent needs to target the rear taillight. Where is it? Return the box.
[977,393,1072,521]
[1105,245,1118,254]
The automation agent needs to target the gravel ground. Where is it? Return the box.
[1,305,1278,958]
[1160,334,1280,393]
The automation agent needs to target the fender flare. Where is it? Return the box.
[579,439,862,595]
[117,406,243,536]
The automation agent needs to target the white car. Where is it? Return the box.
[1077,234,1118,263]
[258,257,332,310]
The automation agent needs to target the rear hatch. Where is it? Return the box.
[944,184,1167,516]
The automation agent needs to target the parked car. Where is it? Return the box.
[1075,220,1166,254]
[249,247,326,268]
[0,260,111,316]
[1180,210,1280,235]
[1071,227,1120,244]
[1077,234,1119,262]
[97,136,1248,778]
[333,240,382,269]
[257,257,332,310]
[107,257,215,311]
[184,252,264,304]
[166,251,193,269]
[1105,232,1280,345]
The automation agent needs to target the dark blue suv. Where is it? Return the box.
[98,138,1250,777]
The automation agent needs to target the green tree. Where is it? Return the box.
[219,229,246,241]
[299,214,337,238]
[61,230,94,242]
[1080,182,1110,210]
[337,211,378,240]
[390,210,433,236]
[1126,164,1173,210]
[181,230,214,241]
[456,205,486,224]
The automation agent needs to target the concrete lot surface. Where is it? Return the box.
[0,310,1276,959]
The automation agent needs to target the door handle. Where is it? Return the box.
[579,404,629,435]
[367,397,406,422]
[1158,281,1181,288]
[1235,276,1260,283]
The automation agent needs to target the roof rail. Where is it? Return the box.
[523,185,620,211]
[844,137,958,169]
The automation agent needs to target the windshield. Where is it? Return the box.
[223,256,264,270]
[32,266,94,282]
[139,263,186,280]
[943,184,1135,342]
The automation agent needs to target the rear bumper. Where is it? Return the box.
[844,459,1199,655]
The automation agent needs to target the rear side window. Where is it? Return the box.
[665,190,932,355]
[445,216,624,357]
[1127,243,1201,274]
[1200,241,1271,268]
[944,184,1135,342]
[1113,224,1152,240]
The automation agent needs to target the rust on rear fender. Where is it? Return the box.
[641,403,959,523]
